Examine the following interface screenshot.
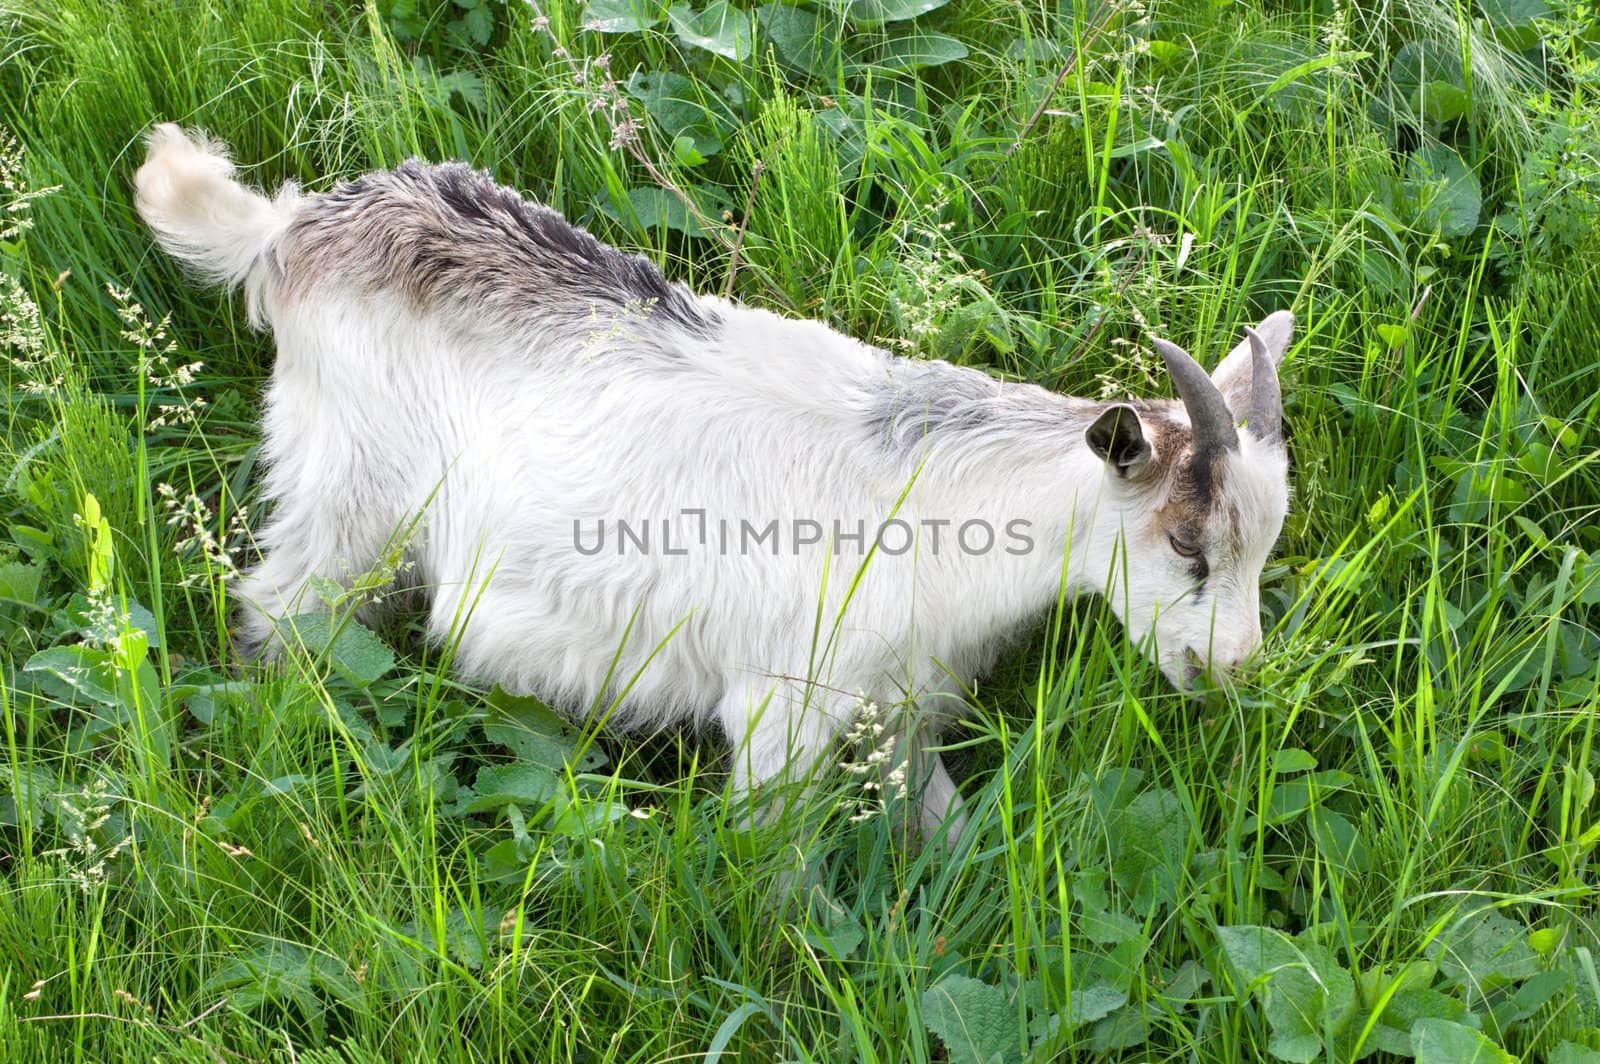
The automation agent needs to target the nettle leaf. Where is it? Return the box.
[275,613,396,688]
[1408,144,1481,238]
[484,686,604,771]
[1217,926,1356,1063]
[1410,1018,1516,1064]
[0,762,58,831]
[1082,904,1141,946]
[0,558,43,615]
[843,0,951,24]
[1550,1042,1600,1064]
[1429,910,1542,995]
[1110,787,1187,909]
[666,1,753,59]
[1068,985,1128,1024]
[1030,985,1126,1053]
[403,905,505,970]
[205,943,359,1041]
[874,29,967,71]
[922,974,1021,1064]
[581,0,666,33]
[447,3,494,47]
[460,763,562,815]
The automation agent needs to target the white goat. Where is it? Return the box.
[135,125,1292,836]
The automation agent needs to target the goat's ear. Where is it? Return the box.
[1211,311,1292,432]
[1086,404,1152,476]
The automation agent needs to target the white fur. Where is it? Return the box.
[135,125,1292,836]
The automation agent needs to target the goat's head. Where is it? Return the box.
[1085,311,1293,692]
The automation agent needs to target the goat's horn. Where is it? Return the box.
[1153,337,1239,454]
[1244,326,1283,443]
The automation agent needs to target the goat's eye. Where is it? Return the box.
[1168,533,1202,559]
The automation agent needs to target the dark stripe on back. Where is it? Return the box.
[285,160,718,336]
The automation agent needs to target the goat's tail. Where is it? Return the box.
[134,124,298,323]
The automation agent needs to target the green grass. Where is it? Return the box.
[3,0,1600,1060]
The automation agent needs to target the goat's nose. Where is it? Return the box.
[1219,647,1259,677]
[1190,646,1254,683]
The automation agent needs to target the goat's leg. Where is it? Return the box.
[720,681,843,828]
[885,719,968,847]
[234,499,404,656]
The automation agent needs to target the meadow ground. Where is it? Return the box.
[2,0,1600,1060]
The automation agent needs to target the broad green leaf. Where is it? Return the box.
[844,0,950,24]
[1082,904,1141,945]
[461,763,562,814]
[804,890,865,959]
[1389,41,1466,127]
[1408,144,1481,238]
[0,559,43,615]
[548,795,630,835]
[922,974,1021,1064]
[624,70,736,157]
[1480,0,1551,49]
[1479,0,1550,25]
[1241,36,1343,118]
[1030,986,1127,1050]
[581,0,665,33]
[671,135,706,166]
[1491,969,1571,1030]
[0,762,57,830]
[1410,1018,1515,1064]
[484,686,605,771]
[1364,987,1474,1057]
[1160,961,1211,1004]
[1110,787,1186,909]
[1090,1003,1149,1052]
[205,942,357,1040]
[666,1,752,59]
[602,185,732,239]
[1085,930,1151,991]
[1429,910,1541,994]
[455,4,493,46]
[875,29,967,71]
[24,645,121,706]
[275,613,396,688]
[1273,748,1317,774]
[401,905,504,970]
[1375,323,1410,348]
[11,523,52,561]
[1311,809,1373,875]
[1550,1042,1600,1064]
[1068,985,1127,1024]
[756,3,829,74]
[1218,926,1356,1063]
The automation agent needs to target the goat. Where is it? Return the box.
[134,124,1292,838]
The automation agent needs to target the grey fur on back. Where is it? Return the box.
[279,160,718,336]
